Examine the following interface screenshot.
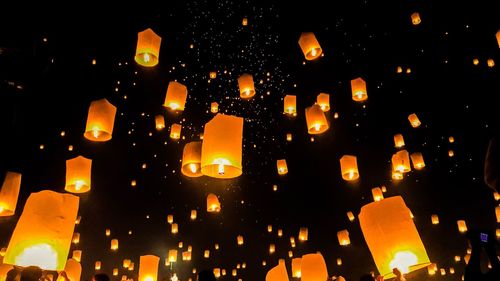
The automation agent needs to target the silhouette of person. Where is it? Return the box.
[19,267,42,281]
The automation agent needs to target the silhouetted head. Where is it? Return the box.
[20,266,42,281]
[359,274,375,281]
[6,268,20,281]
[92,274,110,281]
[197,270,216,281]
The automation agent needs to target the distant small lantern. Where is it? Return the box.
[84,98,117,142]
[276,159,288,175]
[238,74,256,99]
[394,134,405,148]
[449,136,455,143]
[155,115,165,130]
[317,93,330,112]
[204,250,210,258]
[209,72,217,79]
[182,251,191,261]
[123,259,131,268]
[72,250,82,262]
[211,102,219,113]
[168,250,178,263]
[457,220,467,233]
[427,264,436,275]
[305,104,329,134]
[347,211,355,222]
[411,13,421,25]
[135,28,161,67]
[277,229,283,237]
[284,95,297,116]
[298,32,322,60]
[242,18,248,26]
[286,133,292,142]
[105,229,111,236]
[164,81,188,111]
[167,215,174,224]
[171,223,178,234]
[138,255,160,281]
[340,155,359,181]
[351,77,368,102]
[431,214,439,225]
[170,123,182,140]
[128,262,134,271]
[292,258,302,278]
[410,152,425,170]
[337,230,350,246]
[269,244,275,254]
[372,187,384,202]
[201,114,243,178]
[0,172,21,217]
[408,113,421,128]
[213,268,221,278]
[72,233,80,244]
[496,206,500,223]
[397,66,403,73]
[473,58,479,65]
[207,193,221,212]
[300,253,328,281]
[190,210,197,220]
[111,239,119,251]
[65,156,92,194]
[181,142,203,177]
[237,235,244,245]
[95,261,101,271]
[267,225,273,232]
[265,262,288,281]
[113,269,118,276]
[337,258,342,266]
[299,227,308,241]
[487,58,495,68]
[448,150,454,157]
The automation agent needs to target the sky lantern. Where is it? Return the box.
[135,28,161,67]
[410,152,425,169]
[237,235,244,245]
[286,133,292,141]
[207,193,221,212]
[298,32,322,60]
[65,156,92,194]
[496,206,500,223]
[84,98,117,142]
[340,155,359,181]
[139,255,159,281]
[292,258,302,278]
[265,262,289,281]
[170,123,182,140]
[167,214,174,224]
[351,77,368,102]
[347,211,355,222]
[168,250,178,263]
[72,250,82,262]
[190,210,197,220]
[123,259,131,268]
[155,115,165,130]
[4,190,79,271]
[372,187,384,202]
[431,214,439,225]
[59,259,81,281]
[276,159,288,175]
[392,150,411,174]
[298,228,308,241]
[182,251,191,261]
[171,223,179,234]
[0,172,21,217]
[300,253,328,281]
[411,12,421,25]
[359,196,431,278]
[242,18,248,26]
[112,269,118,276]
[393,134,405,148]
[457,220,467,233]
[128,262,134,271]
[181,141,203,177]
[211,102,219,113]
[72,233,80,244]
[213,268,221,278]
[408,113,421,128]
[316,93,330,112]
[238,74,256,99]
[337,230,350,246]
[201,114,243,178]
[209,72,217,79]
[204,250,210,258]
[269,244,275,254]
[487,58,495,67]
[283,95,297,116]
[164,81,188,111]
[111,239,119,251]
[305,104,329,134]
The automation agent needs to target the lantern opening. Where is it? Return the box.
[169,103,180,110]
[15,243,58,270]
[213,158,230,175]
[92,127,100,139]
[389,251,418,274]
[144,276,153,281]
[189,164,198,174]
[143,53,151,63]
[74,180,85,191]
[0,205,4,213]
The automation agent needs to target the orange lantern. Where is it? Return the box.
[211,102,219,113]
[337,258,342,266]
[351,77,368,102]
[393,134,405,148]
[392,150,411,173]
[65,156,92,194]
[242,18,249,26]
[411,13,421,25]
[410,152,425,169]
[427,263,437,275]
[265,262,289,281]
[112,269,118,276]
[135,28,161,67]
[487,58,495,67]
[168,250,178,263]
[204,250,210,258]
[95,261,101,271]
[59,259,81,281]
[207,193,221,212]
[277,229,283,237]
[0,172,21,217]
[371,187,384,202]
[284,95,297,116]
[276,159,288,175]
[238,74,256,99]
[496,30,500,48]
[111,239,119,251]
[457,220,467,233]
[359,196,430,278]
[123,259,131,268]
[105,229,111,236]
[139,255,160,281]
[337,230,350,246]
[4,190,79,271]
[347,211,355,222]
[170,123,182,140]
[269,244,275,254]
[167,214,174,224]
[299,228,308,241]
[496,206,500,223]
[171,223,178,234]
[213,268,221,278]
[431,215,439,225]
[72,250,82,262]
[298,32,322,60]
[292,258,302,278]
[164,81,188,111]
[286,133,292,142]
[408,113,421,128]
[237,235,244,245]
[190,210,197,220]
[182,251,191,261]
[267,225,273,232]
[209,72,217,79]
[316,93,330,112]
[181,141,202,177]
[340,155,359,181]
[72,233,80,244]
[128,263,134,271]
[155,115,165,130]
[305,104,329,134]
[84,98,117,142]
[300,253,328,281]
[201,114,243,178]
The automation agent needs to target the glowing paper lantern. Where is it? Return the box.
[347,211,355,222]
[305,104,328,134]
[190,210,197,220]
[410,152,425,169]
[496,30,500,48]
[123,259,131,268]
[164,81,188,111]
[72,250,82,262]
[393,134,405,148]
[242,18,248,26]
[0,172,21,217]
[267,225,273,232]
[340,155,359,181]
[170,124,182,140]
[135,28,161,67]
[4,190,79,271]
[487,58,495,67]
[181,142,203,177]
[72,233,80,244]
[286,133,292,142]
[298,32,322,60]
[171,223,178,234]
[213,268,221,278]
[337,230,350,246]
[237,235,244,245]
[292,258,302,278]
[284,95,297,116]
[351,77,367,102]
[427,264,436,275]
[182,251,191,261]
[300,253,328,281]
[238,74,256,99]
[65,156,92,194]
[204,250,210,258]
[408,113,421,128]
[265,262,289,281]
[277,159,288,175]
[113,269,118,276]
[316,93,330,112]
[128,263,134,271]
[411,13,421,25]
[457,220,467,233]
[95,261,101,270]
[201,114,243,178]
[298,228,309,242]
[496,206,500,223]
[359,196,430,278]
[392,150,411,173]
[167,215,174,224]
[168,250,177,263]
[277,229,283,237]
[211,102,219,113]
[337,258,342,266]
[84,98,117,142]
[207,193,221,212]
[61,259,81,281]
[105,229,111,236]
[269,244,275,254]
[431,215,439,225]
[155,115,165,130]
[138,255,159,281]
[371,187,384,202]
[111,239,119,251]
[209,72,217,79]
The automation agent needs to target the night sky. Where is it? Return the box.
[1,1,499,281]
